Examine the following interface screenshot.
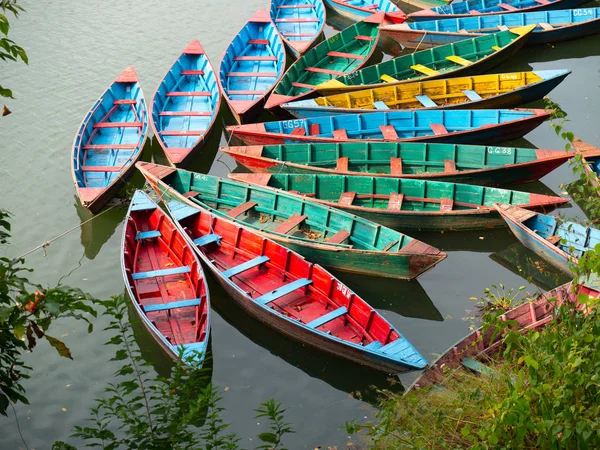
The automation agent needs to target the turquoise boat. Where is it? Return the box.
[270,0,326,58]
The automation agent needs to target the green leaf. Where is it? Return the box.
[45,335,73,359]
[505,412,518,425]
[257,432,278,444]
[524,355,539,370]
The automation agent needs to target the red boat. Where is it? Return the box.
[407,281,598,392]
[158,189,427,373]
[121,190,210,364]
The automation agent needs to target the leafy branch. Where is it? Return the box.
[1,0,28,101]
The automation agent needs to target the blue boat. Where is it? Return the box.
[151,41,220,167]
[71,66,148,214]
[270,0,326,58]
[324,0,407,23]
[496,204,597,275]
[219,9,286,123]
[121,191,211,365]
[409,0,588,21]
[280,70,571,118]
[383,7,600,48]
[226,108,551,145]
[574,138,600,188]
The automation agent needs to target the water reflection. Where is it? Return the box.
[332,270,443,321]
[413,227,517,253]
[206,275,404,404]
[489,243,571,291]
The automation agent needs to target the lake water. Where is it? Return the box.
[1,0,600,448]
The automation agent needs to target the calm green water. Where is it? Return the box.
[1,0,600,448]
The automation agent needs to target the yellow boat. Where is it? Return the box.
[281,70,571,118]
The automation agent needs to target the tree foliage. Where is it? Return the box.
[1,0,28,99]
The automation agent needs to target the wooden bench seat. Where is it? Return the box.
[336,156,349,171]
[166,91,212,97]
[144,298,201,313]
[94,122,142,128]
[273,214,307,234]
[430,123,449,135]
[390,157,403,175]
[193,234,222,247]
[327,229,350,244]
[380,125,399,140]
[327,51,365,60]
[233,56,278,61]
[135,230,161,240]
[338,192,356,206]
[387,193,404,211]
[305,67,345,76]
[180,70,205,75]
[227,201,257,218]
[256,278,313,305]
[415,95,437,108]
[306,306,347,329]
[222,255,270,278]
[132,266,191,280]
[440,198,454,212]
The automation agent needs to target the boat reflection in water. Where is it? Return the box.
[490,242,571,291]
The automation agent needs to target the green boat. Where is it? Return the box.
[265,13,389,110]
[228,173,569,231]
[222,141,590,187]
[315,26,535,96]
[136,162,447,279]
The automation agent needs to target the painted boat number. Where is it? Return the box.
[487,147,513,155]
[574,9,595,16]
[282,119,306,130]
[336,282,352,299]
[499,74,518,80]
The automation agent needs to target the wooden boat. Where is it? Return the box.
[72,67,148,214]
[219,9,286,123]
[226,108,551,146]
[222,140,600,187]
[407,281,598,392]
[315,27,535,96]
[496,204,600,274]
[270,0,326,58]
[573,138,600,188]
[408,0,588,22]
[228,173,569,231]
[382,7,600,49]
[281,70,571,117]
[136,162,447,279]
[265,13,390,110]
[323,0,407,23]
[151,41,221,167]
[150,188,427,374]
[121,190,210,364]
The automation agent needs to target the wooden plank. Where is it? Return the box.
[228,90,265,95]
[463,89,483,101]
[94,121,142,128]
[306,306,347,329]
[390,157,403,175]
[430,123,448,135]
[158,111,212,116]
[305,67,345,76]
[292,81,315,89]
[233,56,278,61]
[248,39,269,44]
[291,127,306,136]
[81,166,122,172]
[277,4,314,8]
[180,70,205,75]
[373,101,389,110]
[546,235,561,245]
[354,35,374,41]
[336,157,349,171]
[227,72,278,77]
[222,255,270,278]
[160,130,203,136]
[380,74,399,82]
[415,95,437,108]
[309,123,320,135]
[333,129,348,140]
[387,193,404,211]
[83,144,137,150]
[410,64,439,76]
[136,230,161,240]
[440,198,454,212]
[327,51,365,60]
[446,55,472,67]
[193,234,222,247]
[382,240,400,252]
[227,201,257,218]
[338,192,356,206]
[380,125,399,140]
[498,3,518,10]
[132,266,190,280]
[276,17,319,22]
[256,279,313,305]
[114,99,137,105]
[273,214,307,234]
[166,91,212,97]
[327,229,350,244]
[444,160,457,172]
[144,299,201,312]
[538,22,554,31]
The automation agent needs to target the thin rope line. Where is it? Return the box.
[10,402,29,450]
[413,30,428,54]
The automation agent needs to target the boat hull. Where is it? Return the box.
[78,162,139,214]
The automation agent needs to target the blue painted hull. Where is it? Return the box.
[270,0,326,58]
[324,0,403,22]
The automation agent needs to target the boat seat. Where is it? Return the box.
[305,67,345,76]
[256,278,313,305]
[338,192,356,206]
[538,22,554,31]
[463,90,483,101]
[132,266,191,280]
[336,156,349,171]
[354,35,374,41]
[143,298,201,313]
[446,55,472,67]
[415,95,437,108]
[93,122,143,128]
[546,235,561,245]
[333,129,348,140]
[228,90,265,95]
[309,123,320,135]
[430,123,448,135]
[444,160,457,172]
[468,10,480,14]
[364,340,383,350]
[373,101,389,110]
[410,64,439,76]
[458,29,470,34]
[496,25,509,31]
[273,214,307,234]
[291,81,315,89]
[461,357,496,376]
[283,32,314,37]
[380,74,399,83]
[169,202,200,221]
[193,233,222,247]
[327,51,365,61]
[306,306,347,329]
[227,72,278,77]
[131,196,158,211]
[277,4,314,8]
[498,3,518,10]
[81,166,122,172]
[327,229,350,244]
[158,111,212,116]
[290,127,306,136]
[222,255,270,278]
[114,99,137,105]
[388,193,404,211]
[382,239,400,252]
[379,338,410,356]
[248,39,269,45]
[276,17,319,22]
[364,4,378,9]
[440,198,454,212]
[534,0,550,4]
[166,91,212,97]
[83,144,137,150]
[227,201,257,218]
[380,125,399,140]
[390,157,403,175]
[136,230,161,240]
[160,131,203,137]
[492,45,502,51]
[233,56,278,61]
[180,70,205,75]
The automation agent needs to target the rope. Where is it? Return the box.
[413,30,428,54]
[14,201,124,261]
